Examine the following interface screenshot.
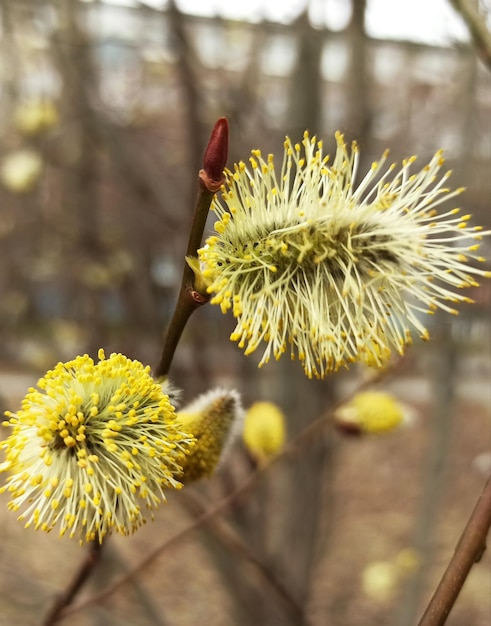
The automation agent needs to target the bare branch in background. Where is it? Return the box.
[180,489,306,625]
[347,0,371,145]
[288,9,324,138]
[418,473,491,625]
[167,0,208,190]
[396,325,457,625]
[449,0,491,72]
[59,365,396,620]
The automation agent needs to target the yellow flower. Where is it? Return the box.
[13,100,59,136]
[242,402,286,464]
[334,391,405,434]
[1,149,43,193]
[199,131,490,379]
[0,350,194,544]
[395,547,420,575]
[176,389,243,482]
[361,560,399,602]
[362,549,420,602]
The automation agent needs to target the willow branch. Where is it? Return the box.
[42,541,103,626]
[155,118,228,378]
[41,116,228,625]
[154,179,214,378]
[180,490,305,623]
[449,0,491,72]
[59,364,397,619]
[418,472,491,626]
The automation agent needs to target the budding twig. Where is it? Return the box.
[155,117,228,378]
[41,118,228,625]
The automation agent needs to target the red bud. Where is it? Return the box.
[202,117,228,190]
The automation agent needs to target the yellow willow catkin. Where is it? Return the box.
[0,350,195,544]
[199,131,490,378]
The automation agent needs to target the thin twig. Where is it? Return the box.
[180,490,306,624]
[61,483,257,619]
[396,327,457,625]
[103,543,170,626]
[41,117,227,625]
[155,117,228,378]
[154,177,215,378]
[42,541,103,626]
[166,0,205,177]
[449,0,491,72]
[418,472,491,626]
[59,364,396,619]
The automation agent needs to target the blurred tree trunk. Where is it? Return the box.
[346,0,371,145]
[270,365,337,625]
[52,0,105,357]
[282,12,340,617]
[288,9,324,138]
[395,44,479,626]
[395,321,457,625]
[167,0,206,191]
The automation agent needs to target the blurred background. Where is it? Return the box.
[0,1,490,625]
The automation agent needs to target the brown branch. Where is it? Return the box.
[180,490,306,624]
[396,328,457,625]
[155,118,228,378]
[41,115,227,624]
[136,0,204,176]
[42,541,103,626]
[61,480,258,619]
[154,177,215,378]
[418,472,491,626]
[448,0,491,72]
[102,543,171,626]
[59,364,396,620]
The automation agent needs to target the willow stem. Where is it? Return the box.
[155,178,214,378]
[448,0,491,73]
[418,473,491,626]
[42,540,103,626]
[155,117,228,377]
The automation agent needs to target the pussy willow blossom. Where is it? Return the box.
[176,389,243,482]
[242,402,286,464]
[333,391,405,434]
[199,132,491,378]
[0,350,194,544]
